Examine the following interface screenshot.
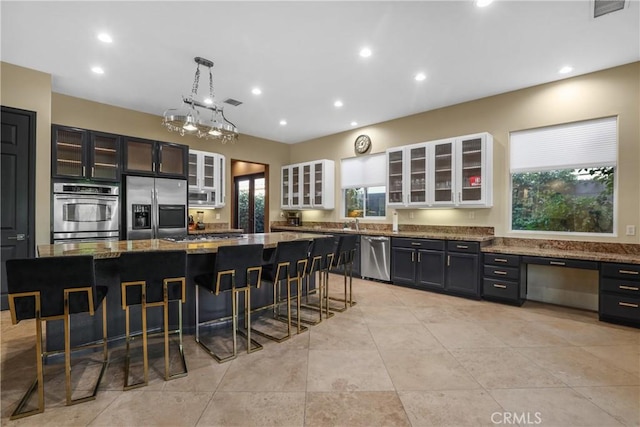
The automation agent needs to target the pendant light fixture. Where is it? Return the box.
[162,57,238,143]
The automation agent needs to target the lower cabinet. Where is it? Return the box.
[445,241,481,298]
[482,253,526,305]
[599,262,640,326]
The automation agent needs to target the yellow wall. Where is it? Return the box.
[0,62,52,247]
[291,62,640,243]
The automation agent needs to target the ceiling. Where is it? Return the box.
[2,1,639,144]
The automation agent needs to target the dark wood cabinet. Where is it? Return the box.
[52,125,120,181]
[123,137,187,178]
[391,238,445,291]
[482,253,526,305]
[599,262,640,326]
[445,241,481,298]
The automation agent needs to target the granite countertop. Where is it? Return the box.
[37,232,328,259]
[271,225,494,242]
[482,238,640,265]
[188,228,243,235]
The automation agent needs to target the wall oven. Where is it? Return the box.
[52,182,120,243]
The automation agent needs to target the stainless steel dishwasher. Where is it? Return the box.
[360,235,390,282]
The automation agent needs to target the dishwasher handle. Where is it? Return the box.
[363,236,389,242]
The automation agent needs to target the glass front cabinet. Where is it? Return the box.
[188,149,225,208]
[386,132,493,208]
[281,159,334,210]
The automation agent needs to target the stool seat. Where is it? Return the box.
[6,255,108,420]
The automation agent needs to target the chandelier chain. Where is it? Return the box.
[191,65,201,99]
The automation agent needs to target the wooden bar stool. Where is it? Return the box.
[300,236,336,324]
[252,239,311,342]
[119,250,187,390]
[194,244,264,362]
[6,256,108,420]
[327,234,358,312]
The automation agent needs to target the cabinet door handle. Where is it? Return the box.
[418,252,421,263]
[619,269,639,275]
[411,252,415,262]
[619,285,639,291]
[447,255,450,266]
[493,270,507,275]
[494,258,508,263]
[91,166,95,177]
[152,163,155,172]
[549,261,565,266]
[411,242,421,246]
[618,302,639,308]
[457,245,468,249]
[82,166,86,176]
[160,162,163,173]
[458,192,461,202]
[493,284,507,289]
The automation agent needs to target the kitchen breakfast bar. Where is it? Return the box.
[36,232,329,353]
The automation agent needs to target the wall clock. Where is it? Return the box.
[354,134,371,154]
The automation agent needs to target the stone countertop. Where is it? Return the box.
[271,225,494,242]
[37,232,328,259]
[188,228,243,235]
[482,238,640,265]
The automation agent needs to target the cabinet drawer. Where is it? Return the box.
[522,256,598,270]
[447,241,479,254]
[483,265,519,280]
[600,293,640,322]
[392,238,444,251]
[601,263,640,280]
[600,277,640,296]
[483,278,519,301]
[483,253,520,267]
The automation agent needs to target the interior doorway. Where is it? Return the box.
[231,160,268,233]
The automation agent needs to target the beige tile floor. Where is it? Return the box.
[1,275,639,426]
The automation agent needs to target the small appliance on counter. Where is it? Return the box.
[196,211,206,230]
[286,211,301,226]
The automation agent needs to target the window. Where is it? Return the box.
[510,117,617,234]
[341,154,386,218]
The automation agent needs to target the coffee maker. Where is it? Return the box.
[286,211,301,226]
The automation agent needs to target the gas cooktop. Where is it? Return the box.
[164,233,246,243]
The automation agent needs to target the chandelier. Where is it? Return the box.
[162,57,238,143]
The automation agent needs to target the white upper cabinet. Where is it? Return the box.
[282,159,334,210]
[188,149,225,207]
[387,132,493,208]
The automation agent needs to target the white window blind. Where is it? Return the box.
[341,153,386,188]
[510,116,617,173]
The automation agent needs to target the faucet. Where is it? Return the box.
[354,218,360,231]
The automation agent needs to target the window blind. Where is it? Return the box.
[510,116,617,173]
[341,153,386,188]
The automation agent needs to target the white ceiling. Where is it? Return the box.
[2,1,639,144]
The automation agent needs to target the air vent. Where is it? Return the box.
[223,98,243,107]
[594,0,626,18]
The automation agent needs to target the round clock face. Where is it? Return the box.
[354,134,371,154]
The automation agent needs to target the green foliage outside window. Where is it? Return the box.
[511,167,614,233]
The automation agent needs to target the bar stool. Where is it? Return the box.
[119,250,187,390]
[327,234,358,312]
[194,244,264,363]
[6,256,108,420]
[300,236,336,324]
[252,239,311,342]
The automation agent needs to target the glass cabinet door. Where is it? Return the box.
[433,141,454,204]
[291,165,300,206]
[187,152,199,187]
[202,153,216,189]
[459,137,483,203]
[158,143,185,176]
[302,163,311,206]
[53,127,86,178]
[387,149,404,205]
[89,132,119,181]
[313,161,323,206]
[124,138,155,173]
[281,167,290,207]
[409,146,427,204]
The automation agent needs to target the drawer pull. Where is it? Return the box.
[494,258,508,263]
[618,302,639,308]
[549,261,566,266]
[457,245,469,249]
[493,284,507,289]
[411,242,421,246]
[619,269,639,275]
[619,285,639,291]
[493,270,508,275]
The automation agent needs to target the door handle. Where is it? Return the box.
[619,269,639,275]
[418,252,421,263]
[411,252,415,262]
[8,233,26,241]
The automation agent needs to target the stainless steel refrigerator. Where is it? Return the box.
[125,176,187,240]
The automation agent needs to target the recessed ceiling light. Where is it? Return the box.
[252,87,262,95]
[91,66,104,74]
[279,120,287,126]
[351,121,358,126]
[97,33,112,43]
[559,65,573,74]
[415,72,427,81]
[475,0,494,7]
[334,100,343,108]
[359,47,372,58]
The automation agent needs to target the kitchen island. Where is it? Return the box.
[36,232,329,353]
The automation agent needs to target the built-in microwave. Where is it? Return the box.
[188,189,216,207]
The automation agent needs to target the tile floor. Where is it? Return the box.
[1,275,638,426]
